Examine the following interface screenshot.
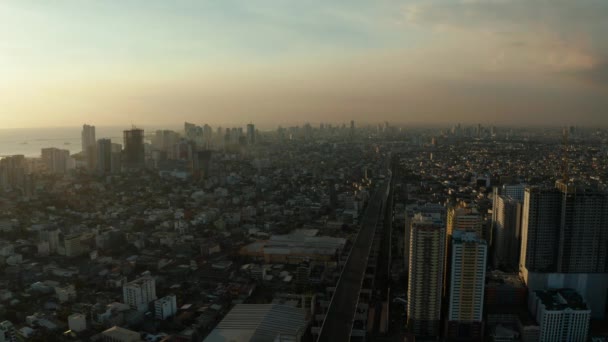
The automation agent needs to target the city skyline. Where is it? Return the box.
[1,0,608,128]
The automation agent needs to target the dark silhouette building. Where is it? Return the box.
[123,128,145,170]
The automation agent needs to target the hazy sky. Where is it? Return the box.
[1,0,607,128]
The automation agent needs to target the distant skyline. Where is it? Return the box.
[1,0,607,128]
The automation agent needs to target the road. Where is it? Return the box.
[317,174,391,342]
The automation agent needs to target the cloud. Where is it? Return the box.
[573,61,608,87]
[402,0,608,86]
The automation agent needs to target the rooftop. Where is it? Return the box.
[204,304,308,342]
[535,288,589,311]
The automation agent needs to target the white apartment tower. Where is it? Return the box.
[529,289,590,342]
[154,295,177,320]
[123,273,157,312]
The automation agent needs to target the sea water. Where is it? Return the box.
[0,126,170,157]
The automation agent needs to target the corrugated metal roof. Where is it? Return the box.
[204,304,308,342]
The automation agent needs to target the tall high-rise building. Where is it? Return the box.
[97,139,112,175]
[246,123,255,145]
[0,155,26,191]
[447,206,483,237]
[446,231,487,341]
[41,148,70,174]
[520,186,563,274]
[81,124,96,156]
[123,128,145,170]
[123,273,157,312]
[554,181,608,273]
[521,181,608,274]
[502,184,526,202]
[111,143,122,173]
[521,181,608,319]
[529,289,590,342]
[203,124,213,145]
[407,212,445,338]
[445,205,483,296]
[493,195,522,269]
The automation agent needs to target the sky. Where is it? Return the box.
[1,0,607,129]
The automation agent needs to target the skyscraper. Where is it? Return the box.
[111,143,122,174]
[493,195,522,270]
[502,183,526,201]
[447,206,483,237]
[41,148,70,174]
[445,205,483,296]
[446,231,487,341]
[555,180,608,273]
[407,212,445,338]
[521,181,608,318]
[123,128,145,170]
[0,155,26,191]
[246,123,255,145]
[97,139,112,175]
[81,124,96,156]
[521,181,608,274]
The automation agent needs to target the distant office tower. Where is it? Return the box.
[172,139,195,161]
[202,124,213,146]
[407,212,445,338]
[184,121,203,143]
[521,181,608,319]
[97,139,112,175]
[529,289,590,342]
[493,195,522,269]
[123,128,145,170]
[194,150,212,179]
[111,143,122,173]
[446,231,487,341]
[246,124,255,145]
[41,148,70,174]
[123,273,157,312]
[81,124,96,156]
[0,155,26,191]
[154,295,177,320]
[0,321,17,342]
[153,130,180,152]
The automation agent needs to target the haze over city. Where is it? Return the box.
[2,2,608,342]
[1,0,608,128]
